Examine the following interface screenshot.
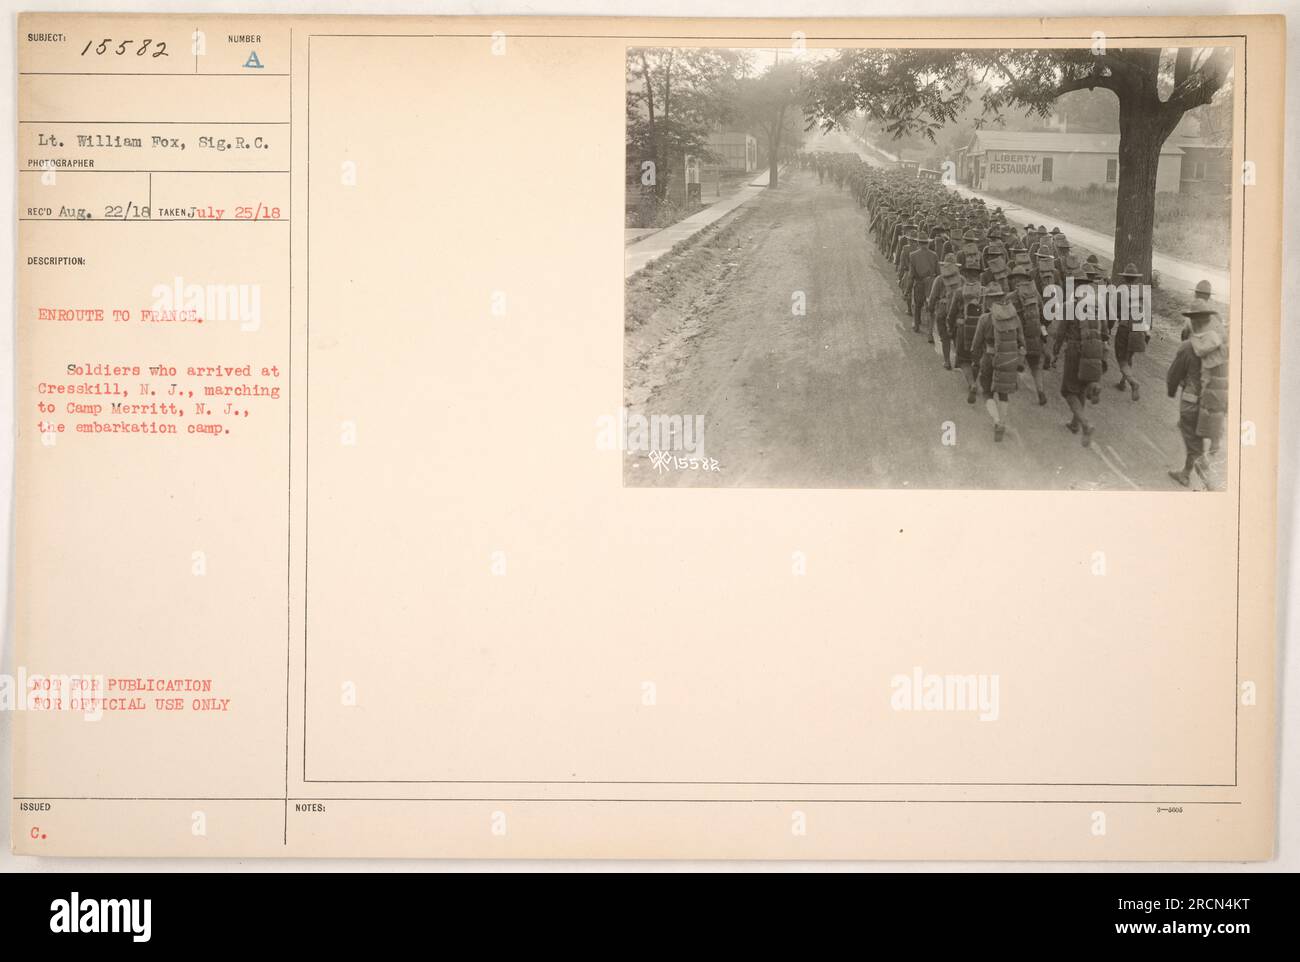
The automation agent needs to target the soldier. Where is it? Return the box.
[953,263,986,405]
[933,223,954,261]
[897,229,918,296]
[1047,275,1108,447]
[1181,278,1218,340]
[1009,264,1049,405]
[890,221,911,266]
[1081,261,1106,334]
[897,220,920,268]
[1034,252,1061,299]
[925,253,963,366]
[890,213,909,258]
[871,203,894,247]
[981,254,1012,293]
[1111,263,1147,401]
[983,226,1008,265]
[959,229,983,272]
[1183,302,1229,458]
[1033,253,1061,370]
[972,286,1026,441]
[1052,233,1073,280]
[1078,260,1110,391]
[1166,306,1223,487]
[907,235,940,333]
[889,213,907,258]
[1060,252,1085,292]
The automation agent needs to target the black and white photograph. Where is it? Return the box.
[624,44,1235,490]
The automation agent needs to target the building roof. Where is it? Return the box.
[707,131,755,143]
[970,130,1183,156]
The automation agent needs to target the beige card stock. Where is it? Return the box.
[12,13,1283,858]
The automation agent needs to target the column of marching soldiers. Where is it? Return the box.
[795,150,1227,487]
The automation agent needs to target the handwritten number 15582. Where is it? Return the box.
[79,39,169,58]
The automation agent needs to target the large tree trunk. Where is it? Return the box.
[1112,91,1178,283]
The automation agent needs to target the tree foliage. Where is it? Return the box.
[626,48,747,197]
[735,60,808,187]
[805,47,1231,143]
[804,47,1233,277]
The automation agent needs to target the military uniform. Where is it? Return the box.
[972,288,1025,441]
[1010,266,1049,405]
[1165,311,1217,486]
[925,255,962,364]
[1049,283,1108,446]
[907,242,940,332]
[953,271,985,404]
[1111,263,1147,400]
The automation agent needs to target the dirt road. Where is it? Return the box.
[624,169,1217,490]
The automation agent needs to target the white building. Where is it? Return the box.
[706,130,758,173]
[962,131,1183,194]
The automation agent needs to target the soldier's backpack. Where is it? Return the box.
[1124,311,1148,353]
[1128,325,1148,354]
[990,302,1022,394]
[1076,313,1105,384]
[958,299,981,351]
[1199,351,1229,440]
[1013,282,1044,353]
[937,275,961,318]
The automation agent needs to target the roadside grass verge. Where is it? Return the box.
[625,204,757,334]
[989,184,1230,268]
